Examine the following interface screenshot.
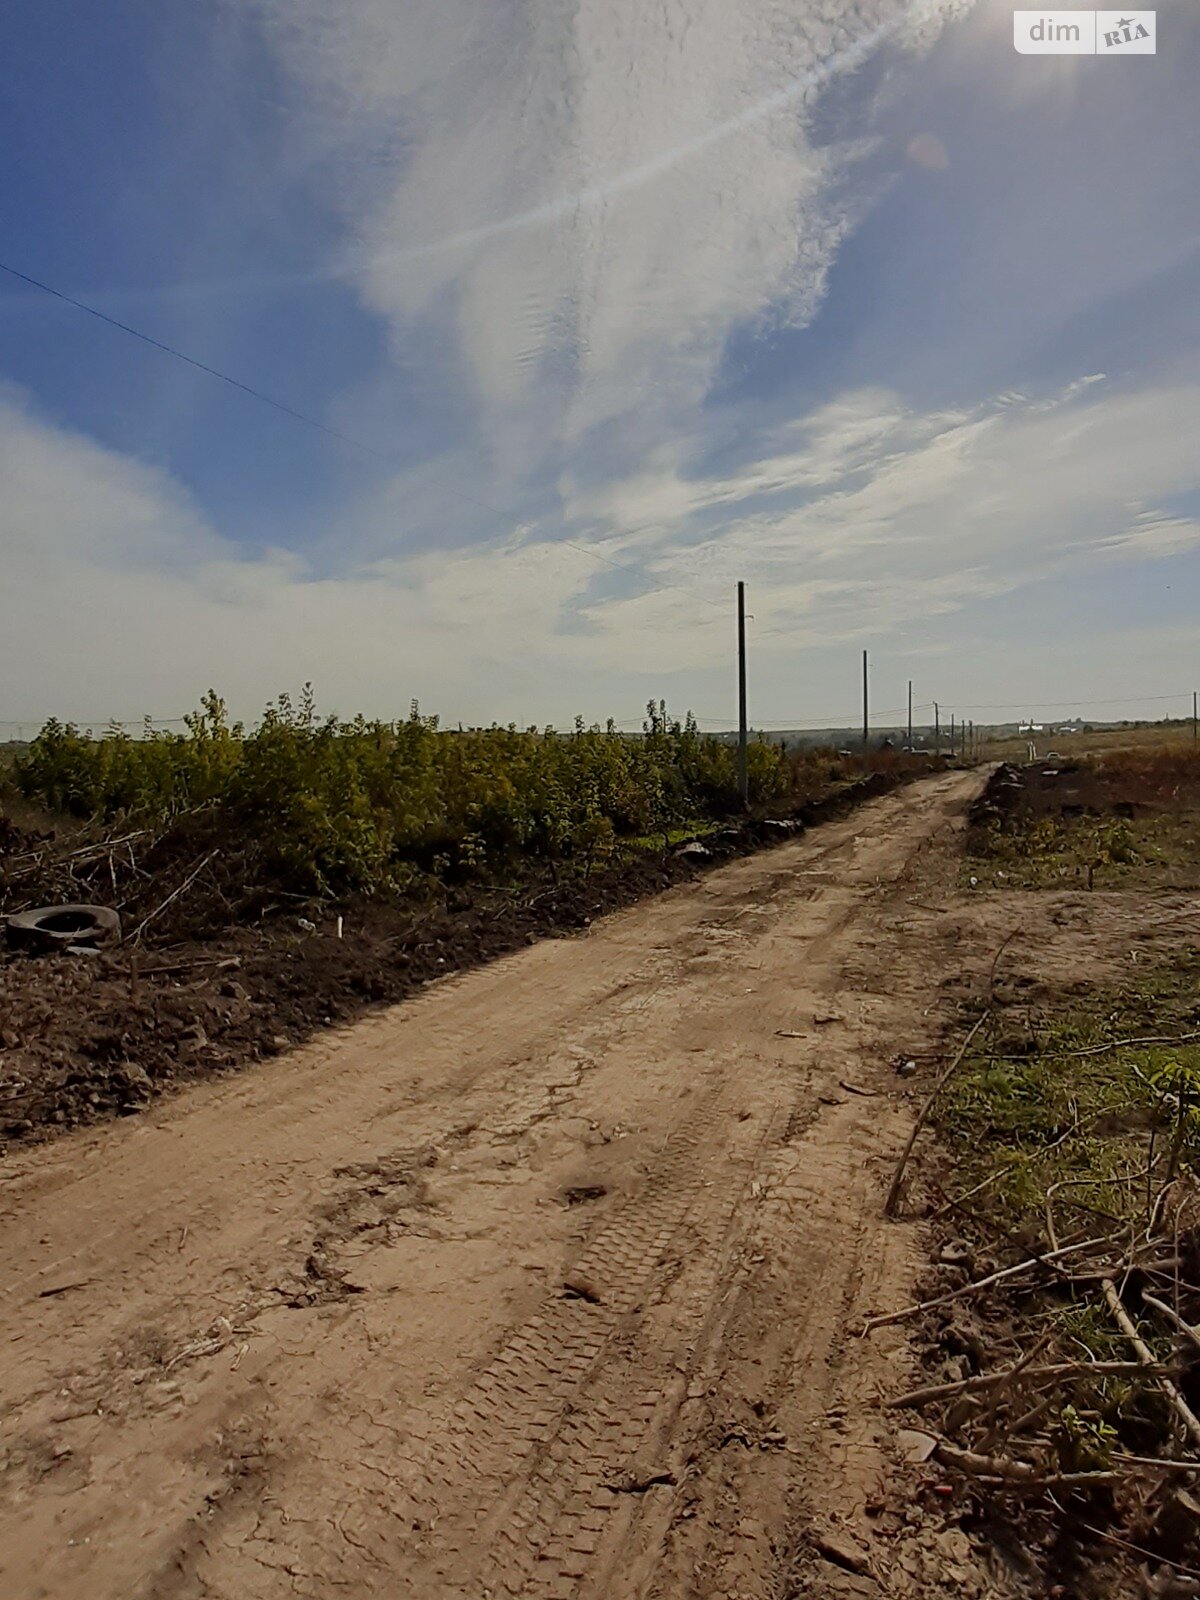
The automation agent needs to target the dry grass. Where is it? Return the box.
[980,722,1198,765]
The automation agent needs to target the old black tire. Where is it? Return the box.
[4,903,122,952]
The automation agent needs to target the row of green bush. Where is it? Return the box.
[14,690,850,896]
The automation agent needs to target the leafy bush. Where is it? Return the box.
[15,690,838,897]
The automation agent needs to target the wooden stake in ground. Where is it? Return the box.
[884,1010,989,1219]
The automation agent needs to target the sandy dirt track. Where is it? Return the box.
[0,770,991,1600]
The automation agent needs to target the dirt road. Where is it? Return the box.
[0,770,990,1600]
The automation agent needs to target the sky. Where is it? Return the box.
[1,0,1198,733]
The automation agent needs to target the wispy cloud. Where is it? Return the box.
[247,0,974,478]
[5,372,1199,724]
[5,0,1198,729]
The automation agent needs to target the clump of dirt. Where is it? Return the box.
[0,771,910,1145]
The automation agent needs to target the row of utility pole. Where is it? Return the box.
[735,582,980,806]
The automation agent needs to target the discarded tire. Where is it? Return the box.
[4,903,121,953]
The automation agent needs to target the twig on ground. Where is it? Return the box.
[1045,1190,1060,1253]
[884,1010,991,1219]
[137,955,242,979]
[1102,1278,1200,1452]
[934,1440,1115,1489]
[1142,1292,1200,1355]
[988,929,1021,1001]
[984,1394,1055,1453]
[1111,1451,1200,1473]
[927,1164,1012,1220]
[1045,1030,1200,1060]
[886,1360,1159,1412]
[1076,1521,1200,1582]
[863,1236,1109,1333]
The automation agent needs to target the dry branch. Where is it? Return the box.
[988,928,1021,1000]
[933,1440,1115,1489]
[1047,1030,1200,1060]
[886,1360,1159,1412]
[1142,1292,1200,1354]
[884,1010,990,1219]
[127,850,220,945]
[1102,1278,1200,1453]
[863,1236,1109,1334]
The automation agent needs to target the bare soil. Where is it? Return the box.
[0,776,898,1143]
[971,756,1200,829]
[6,767,1192,1599]
[0,770,1013,1600]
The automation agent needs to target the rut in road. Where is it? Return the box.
[0,771,985,1600]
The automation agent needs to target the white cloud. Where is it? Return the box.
[557,374,1200,649]
[5,373,1199,728]
[247,0,974,478]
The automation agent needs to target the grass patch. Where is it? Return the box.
[896,950,1200,1578]
[966,814,1158,890]
[940,952,1200,1250]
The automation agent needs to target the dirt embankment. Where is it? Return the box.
[1,771,915,1143]
[969,754,1200,833]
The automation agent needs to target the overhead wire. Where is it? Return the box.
[7,267,1198,723]
[0,259,732,621]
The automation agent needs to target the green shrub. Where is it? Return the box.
[15,691,820,897]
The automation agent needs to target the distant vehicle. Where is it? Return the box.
[1045,751,1062,762]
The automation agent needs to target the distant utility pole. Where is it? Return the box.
[1194,690,1197,747]
[934,701,940,757]
[950,713,956,759]
[737,582,748,808]
[907,680,913,749]
[862,649,869,753]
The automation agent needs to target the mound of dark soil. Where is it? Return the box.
[968,761,1155,842]
[0,770,913,1146]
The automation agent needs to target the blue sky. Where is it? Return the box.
[1,0,1198,730]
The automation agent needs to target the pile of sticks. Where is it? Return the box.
[0,826,152,911]
[879,1180,1200,1577]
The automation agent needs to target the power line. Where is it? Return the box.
[559,540,728,615]
[6,259,1196,688]
[0,259,406,467]
[1,258,735,623]
[941,693,1190,711]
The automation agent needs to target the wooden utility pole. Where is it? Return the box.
[950,713,956,758]
[934,701,940,757]
[907,680,913,749]
[1194,691,1197,748]
[737,582,748,808]
[862,649,869,754]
